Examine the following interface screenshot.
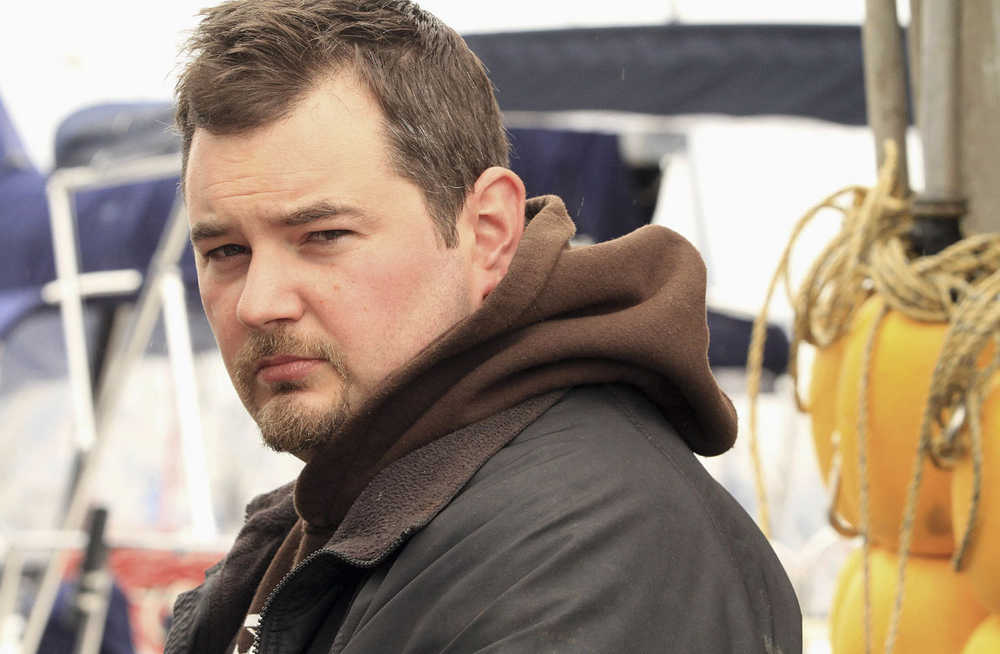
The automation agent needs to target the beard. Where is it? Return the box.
[231,328,352,454]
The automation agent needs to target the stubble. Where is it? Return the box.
[231,328,352,454]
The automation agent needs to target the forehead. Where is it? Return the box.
[184,74,393,216]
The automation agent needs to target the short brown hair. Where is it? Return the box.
[175,0,509,246]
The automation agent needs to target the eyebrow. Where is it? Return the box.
[189,201,371,244]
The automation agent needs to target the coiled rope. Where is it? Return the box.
[745,140,1000,654]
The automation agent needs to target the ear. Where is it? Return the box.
[462,166,526,301]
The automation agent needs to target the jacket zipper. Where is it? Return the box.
[250,529,416,653]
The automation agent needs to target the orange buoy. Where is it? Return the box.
[951,376,1000,613]
[808,337,860,528]
[829,547,862,635]
[809,337,846,479]
[961,615,1000,654]
[830,547,988,654]
[835,296,954,555]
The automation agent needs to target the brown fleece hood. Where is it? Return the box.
[294,195,737,531]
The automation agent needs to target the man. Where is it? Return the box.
[166,1,801,652]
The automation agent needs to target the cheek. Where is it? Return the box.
[200,282,243,360]
[373,251,471,338]
[321,253,444,347]
[365,252,443,314]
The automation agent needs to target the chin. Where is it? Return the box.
[253,386,352,455]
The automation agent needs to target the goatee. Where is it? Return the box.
[231,328,351,454]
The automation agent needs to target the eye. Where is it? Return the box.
[204,243,248,261]
[305,229,352,243]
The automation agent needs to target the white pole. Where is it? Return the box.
[918,0,960,200]
[863,0,911,194]
[45,173,98,455]
[161,269,218,538]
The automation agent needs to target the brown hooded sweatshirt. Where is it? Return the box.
[225,195,741,653]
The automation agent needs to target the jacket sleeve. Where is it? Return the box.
[335,387,801,654]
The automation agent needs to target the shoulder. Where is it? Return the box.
[166,481,298,653]
[361,384,800,653]
[460,383,745,538]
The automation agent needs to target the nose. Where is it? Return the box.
[236,250,304,329]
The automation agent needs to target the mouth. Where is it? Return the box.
[255,355,326,384]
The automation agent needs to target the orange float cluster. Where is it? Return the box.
[808,296,1000,653]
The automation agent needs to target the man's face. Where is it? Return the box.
[185,74,480,456]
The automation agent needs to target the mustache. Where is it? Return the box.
[233,329,347,389]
